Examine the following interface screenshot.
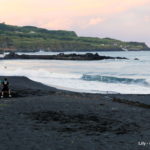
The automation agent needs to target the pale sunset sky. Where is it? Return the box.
[0,0,150,46]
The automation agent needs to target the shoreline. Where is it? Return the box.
[0,76,149,150]
[2,50,150,54]
[1,76,150,105]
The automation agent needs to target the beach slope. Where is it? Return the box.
[0,76,149,150]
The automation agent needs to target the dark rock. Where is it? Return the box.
[4,52,128,61]
[134,58,139,60]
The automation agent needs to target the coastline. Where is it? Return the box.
[2,49,150,54]
[0,76,150,150]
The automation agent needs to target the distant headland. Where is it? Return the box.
[0,23,149,52]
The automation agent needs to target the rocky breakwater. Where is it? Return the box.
[4,52,128,60]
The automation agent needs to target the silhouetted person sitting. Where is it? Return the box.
[1,78,11,98]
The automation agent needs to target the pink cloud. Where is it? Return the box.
[144,16,150,22]
[1,0,149,25]
[41,18,73,30]
[88,18,104,25]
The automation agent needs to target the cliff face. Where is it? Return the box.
[0,23,149,52]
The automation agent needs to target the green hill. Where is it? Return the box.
[0,23,149,52]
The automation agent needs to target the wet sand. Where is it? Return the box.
[0,76,149,150]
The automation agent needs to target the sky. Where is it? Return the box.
[0,0,150,46]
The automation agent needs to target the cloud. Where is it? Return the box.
[144,16,150,22]
[88,18,104,25]
[41,18,73,30]
[1,0,149,24]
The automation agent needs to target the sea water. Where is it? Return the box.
[0,51,150,94]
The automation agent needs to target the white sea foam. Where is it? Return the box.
[0,67,150,94]
[0,51,150,94]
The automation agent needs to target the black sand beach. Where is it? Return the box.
[0,76,150,150]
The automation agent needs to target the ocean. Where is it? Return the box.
[0,51,150,94]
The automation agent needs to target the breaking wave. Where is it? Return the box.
[82,74,150,86]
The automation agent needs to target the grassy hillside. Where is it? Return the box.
[0,23,149,52]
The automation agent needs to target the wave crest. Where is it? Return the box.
[82,74,149,86]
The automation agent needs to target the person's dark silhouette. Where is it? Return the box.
[1,78,11,98]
